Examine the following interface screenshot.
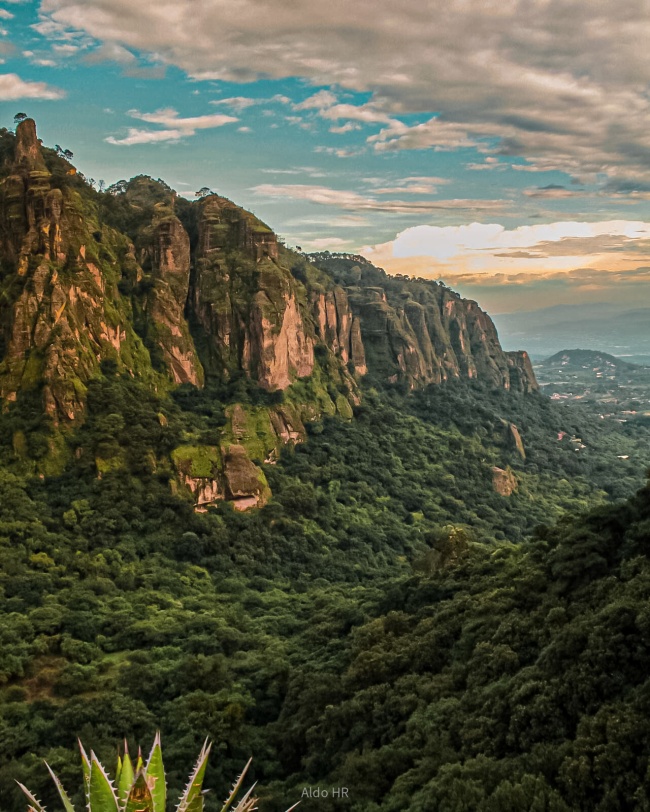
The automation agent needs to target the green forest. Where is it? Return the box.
[2,117,650,812]
[1,368,650,811]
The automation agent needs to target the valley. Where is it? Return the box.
[1,120,650,812]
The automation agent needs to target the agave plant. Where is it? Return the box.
[17,733,297,812]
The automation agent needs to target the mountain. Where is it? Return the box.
[0,119,536,509]
[493,303,650,362]
[310,252,537,394]
[542,348,640,372]
[534,348,650,421]
[4,120,650,812]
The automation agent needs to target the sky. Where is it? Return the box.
[1,0,650,313]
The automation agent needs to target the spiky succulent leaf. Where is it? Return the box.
[79,740,91,806]
[116,755,122,788]
[117,750,135,809]
[220,759,251,812]
[124,771,154,812]
[16,782,47,812]
[230,782,257,812]
[144,732,166,812]
[135,748,143,775]
[176,741,212,812]
[89,753,119,812]
[45,762,76,812]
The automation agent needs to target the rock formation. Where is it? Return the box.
[142,207,204,386]
[190,195,316,390]
[311,253,538,394]
[0,119,153,425]
[492,466,518,496]
[0,121,538,509]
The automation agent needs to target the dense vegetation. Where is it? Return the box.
[1,363,650,811]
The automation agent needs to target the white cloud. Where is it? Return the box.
[0,72,64,99]
[329,122,361,134]
[129,107,238,130]
[313,146,360,158]
[106,127,185,145]
[51,43,79,55]
[466,157,505,171]
[211,96,257,110]
[84,41,136,65]
[294,90,338,110]
[371,176,451,195]
[0,10,15,19]
[106,107,238,145]
[360,221,650,282]
[37,0,650,187]
[252,183,506,214]
[211,94,291,111]
[303,237,350,249]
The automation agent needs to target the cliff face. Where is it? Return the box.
[140,207,204,387]
[310,253,538,394]
[190,195,316,391]
[0,120,155,425]
[0,120,537,508]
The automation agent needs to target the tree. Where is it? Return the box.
[14,112,28,125]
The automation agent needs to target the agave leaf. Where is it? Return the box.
[135,747,143,775]
[45,762,76,812]
[283,803,300,812]
[230,782,257,812]
[124,771,154,812]
[79,740,91,806]
[176,741,212,812]
[144,732,166,812]
[16,782,47,812]
[89,752,119,812]
[220,759,252,812]
[116,754,123,788]
[118,749,135,809]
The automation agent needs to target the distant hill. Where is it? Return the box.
[541,349,640,371]
[493,304,650,361]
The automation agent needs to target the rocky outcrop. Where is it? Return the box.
[311,254,538,394]
[190,195,317,390]
[492,466,518,496]
[0,119,153,425]
[0,122,539,508]
[143,210,203,386]
[171,440,270,512]
[507,350,539,394]
[501,420,526,460]
[222,444,270,510]
[312,288,367,374]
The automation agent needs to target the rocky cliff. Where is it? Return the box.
[310,253,538,395]
[190,195,315,390]
[0,120,537,508]
[0,120,155,427]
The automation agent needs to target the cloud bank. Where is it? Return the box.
[37,0,650,188]
[0,72,64,99]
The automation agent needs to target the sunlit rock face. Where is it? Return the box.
[311,253,538,393]
[0,119,155,424]
[0,121,536,507]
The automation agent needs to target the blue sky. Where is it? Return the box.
[2,0,650,312]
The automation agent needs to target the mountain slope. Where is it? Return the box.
[0,119,535,508]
